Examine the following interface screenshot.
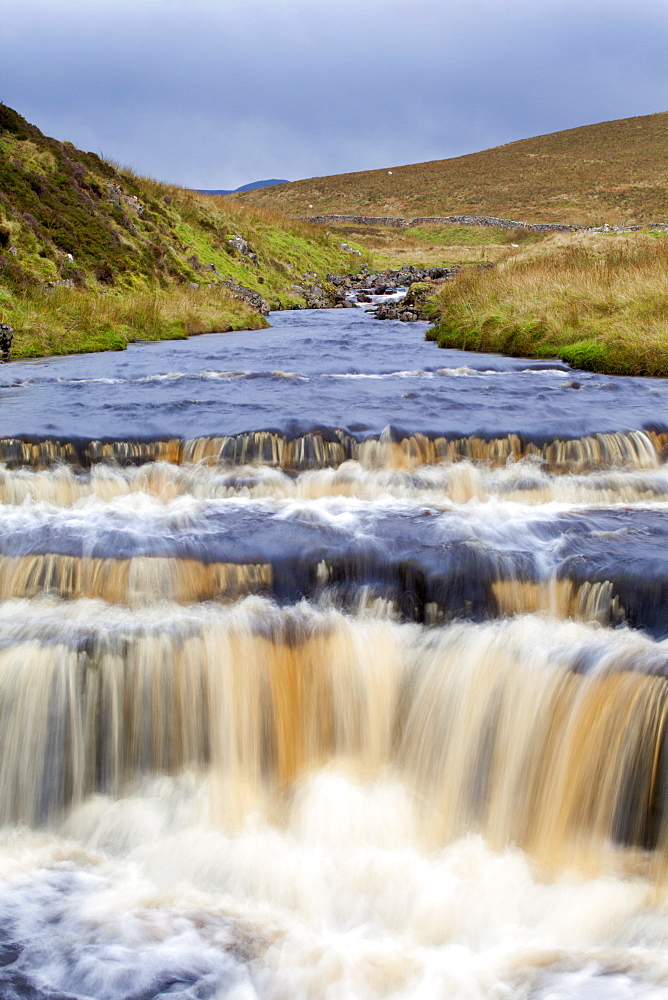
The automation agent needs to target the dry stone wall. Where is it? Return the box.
[301,214,579,232]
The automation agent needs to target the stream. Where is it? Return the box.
[0,299,666,999]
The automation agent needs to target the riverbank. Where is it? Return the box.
[3,285,269,358]
[426,230,668,376]
[0,104,368,358]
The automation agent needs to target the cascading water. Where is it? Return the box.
[0,303,666,999]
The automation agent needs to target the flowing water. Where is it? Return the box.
[0,303,667,999]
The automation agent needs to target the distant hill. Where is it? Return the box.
[237,112,668,226]
[197,179,289,196]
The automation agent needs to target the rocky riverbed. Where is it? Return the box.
[286,264,458,318]
[334,265,457,320]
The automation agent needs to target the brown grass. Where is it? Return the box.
[426,231,668,376]
[1,286,267,359]
[237,111,668,226]
[320,221,538,269]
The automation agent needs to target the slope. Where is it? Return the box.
[237,111,668,226]
[0,105,361,357]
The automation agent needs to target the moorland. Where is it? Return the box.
[238,111,668,226]
[240,110,668,375]
[1,104,666,375]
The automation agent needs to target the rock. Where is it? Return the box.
[122,194,143,216]
[304,281,342,309]
[226,236,259,264]
[403,282,432,308]
[372,302,401,320]
[227,236,252,255]
[372,290,430,323]
[220,279,270,316]
[0,323,12,362]
[8,246,17,256]
[325,266,455,292]
[43,279,75,292]
[108,183,143,216]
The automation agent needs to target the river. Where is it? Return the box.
[0,301,666,999]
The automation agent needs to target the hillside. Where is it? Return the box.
[237,112,668,226]
[0,105,360,357]
[197,180,289,196]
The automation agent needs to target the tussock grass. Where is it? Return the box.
[1,286,267,359]
[239,111,668,226]
[319,221,528,269]
[427,232,668,376]
[406,225,540,247]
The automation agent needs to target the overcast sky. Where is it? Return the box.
[2,0,666,190]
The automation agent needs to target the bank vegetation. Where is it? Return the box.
[426,231,668,376]
[0,104,364,357]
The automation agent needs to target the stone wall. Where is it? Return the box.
[301,214,580,233]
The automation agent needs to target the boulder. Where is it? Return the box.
[122,194,144,216]
[0,323,13,362]
[43,279,75,292]
[227,236,251,255]
[220,280,270,316]
[305,281,343,308]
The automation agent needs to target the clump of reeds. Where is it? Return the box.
[426,232,668,376]
[2,285,267,359]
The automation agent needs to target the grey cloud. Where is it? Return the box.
[1,0,666,188]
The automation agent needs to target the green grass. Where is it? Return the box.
[405,225,543,246]
[0,104,369,356]
[426,231,668,376]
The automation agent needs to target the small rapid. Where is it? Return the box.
[0,302,666,999]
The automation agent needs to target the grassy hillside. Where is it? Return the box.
[426,229,668,376]
[237,112,668,226]
[319,219,545,271]
[0,105,363,357]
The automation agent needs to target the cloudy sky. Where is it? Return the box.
[2,0,666,190]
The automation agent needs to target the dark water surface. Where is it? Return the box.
[1,308,666,441]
